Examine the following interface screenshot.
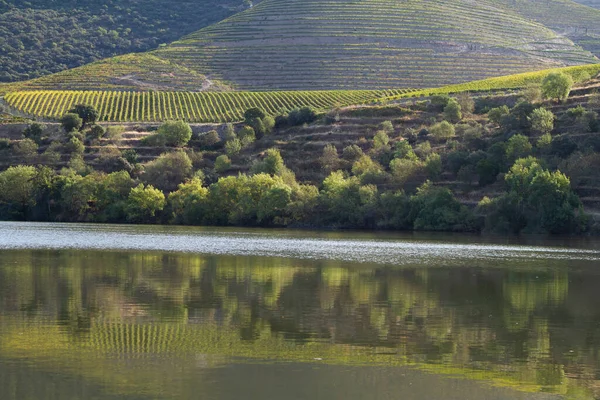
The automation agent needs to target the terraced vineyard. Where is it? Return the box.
[2,0,600,93]
[151,0,597,90]
[3,88,411,122]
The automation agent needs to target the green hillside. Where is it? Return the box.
[3,0,600,92]
[0,0,254,83]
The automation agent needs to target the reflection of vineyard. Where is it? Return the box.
[0,250,599,398]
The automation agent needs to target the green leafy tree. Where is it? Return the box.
[528,108,555,135]
[373,130,390,150]
[429,121,455,140]
[409,180,474,231]
[244,108,266,121]
[143,151,193,192]
[225,138,242,156]
[157,120,192,147]
[0,165,37,219]
[251,148,285,176]
[506,134,532,162]
[443,98,462,123]
[12,139,38,164]
[126,184,166,223]
[61,113,83,133]
[320,144,340,173]
[69,104,99,128]
[541,72,573,101]
[488,106,510,125]
[214,155,232,173]
[167,178,209,225]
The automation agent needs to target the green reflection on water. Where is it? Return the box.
[0,248,598,399]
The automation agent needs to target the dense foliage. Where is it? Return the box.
[0,0,251,82]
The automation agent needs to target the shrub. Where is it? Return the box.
[342,145,364,162]
[456,92,475,114]
[251,148,286,176]
[488,105,509,125]
[22,123,45,144]
[373,130,390,150]
[506,134,532,162]
[425,153,442,180]
[86,125,105,142]
[541,72,573,101]
[65,136,85,154]
[142,151,193,192]
[225,138,242,156]
[287,106,317,126]
[126,184,165,223]
[429,95,450,111]
[12,139,38,164]
[443,98,462,123]
[320,144,340,172]
[201,130,221,147]
[214,155,232,173]
[379,120,394,134]
[223,123,236,141]
[429,121,455,140]
[528,108,555,135]
[60,113,83,133]
[69,104,98,128]
[157,120,192,147]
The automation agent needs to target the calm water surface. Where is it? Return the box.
[1,222,600,399]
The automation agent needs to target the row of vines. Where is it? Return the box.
[3,89,412,123]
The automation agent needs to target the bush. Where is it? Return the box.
[12,139,38,164]
[528,108,554,135]
[456,92,475,114]
[320,144,340,172]
[429,95,450,111]
[142,151,193,192]
[551,135,577,158]
[61,113,83,132]
[443,98,462,123]
[225,138,242,156]
[379,120,394,134]
[488,105,509,125]
[251,148,286,176]
[157,120,192,147]
[223,123,236,141]
[214,155,232,173]
[201,130,221,148]
[506,134,532,162]
[287,106,317,126]
[126,184,165,223]
[22,123,45,144]
[86,125,105,142]
[342,145,364,162]
[541,72,573,101]
[65,136,85,154]
[429,121,455,140]
[373,130,390,150]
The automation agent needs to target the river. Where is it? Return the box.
[1,222,600,399]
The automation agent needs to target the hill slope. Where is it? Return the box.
[3,0,600,92]
[0,0,255,83]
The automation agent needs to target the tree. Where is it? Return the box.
[251,148,286,176]
[157,120,192,147]
[443,98,462,123]
[167,178,209,225]
[69,104,99,128]
[320,144,340,172]
[12,139,38,164]
[373,130,390,150]
[485,157,586,233]
[223,123,236,141]
[201,130,221,147]
[126,184,166,223]
[225,138,242,156]
[214,155,232,173]
[22,123,45,144]
[237,125,256,146]
[244,107,266,121]
[61,113,83,133]
[379,120,394,134]
[429,121,455,140]
[0,165,37,219]
[506,134,532,162]
[456,92,475,114]
[342,145,364,163]
[541,72,573,101]
[488,106,509,125]
[142,151,193,192]
[529,108,555,135]
[409,180,474,231]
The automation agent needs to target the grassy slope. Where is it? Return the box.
[2,0,599,92]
